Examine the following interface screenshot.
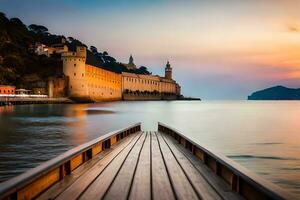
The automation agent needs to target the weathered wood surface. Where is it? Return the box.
[34,131,244,200]
[128,132,151,200]
[37,133,139,200]
[57,133,141,200]
[151,131,176,200]
[161,132,243,200]
[159,132,223,200]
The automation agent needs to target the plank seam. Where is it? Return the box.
[101,133,146,200]
[159,132,203,200]
[127,132,148,200]
[162,133,228,200]
[75,133,142,200]
[155,131,178,200]
[51,133,140,200]
[150,131,153,200]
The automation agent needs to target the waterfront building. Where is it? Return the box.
[62,46,181,101]
[62,47,122,101]
[15,89,31,95]
[0,85,15,95]
[122,61,180,97]
[85,64,122,101]
[35,43,68,57]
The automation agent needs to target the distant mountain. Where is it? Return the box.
[248,86,300,100]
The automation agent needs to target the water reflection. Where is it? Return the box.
[64,104,88,146]
[0,101,299,197]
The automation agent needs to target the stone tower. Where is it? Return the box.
[127,54,136,70]
[165,61,172,80]
[62,46,88,99]
[129,55,134,65]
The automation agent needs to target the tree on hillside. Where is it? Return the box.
[0,12,9,29]
[104,56,116,63]
[136,66,151,74]
[10,18,25,27]
[28,24,48,34]
[67,37,74,42]
[90,46,98,54]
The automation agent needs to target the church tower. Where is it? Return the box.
[165,61,172,80]
[126,54,136,70]
[129,55,134,65]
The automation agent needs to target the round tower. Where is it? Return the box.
[62,46,88,99]
[165,61,172,80]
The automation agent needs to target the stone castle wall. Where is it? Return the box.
[62,47,181,102]
[85,64,122,101]
[121,72,180,95]
[48,77,68,98]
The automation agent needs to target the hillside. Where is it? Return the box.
[248,86,300,100]
[0,12,150,87]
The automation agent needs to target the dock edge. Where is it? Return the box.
[158,122,295,200]
[0,123,141,200]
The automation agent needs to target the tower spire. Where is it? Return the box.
[127,54,136,70]
[166,60,171,68]
[129,54,134,65]
[165,60,172,80]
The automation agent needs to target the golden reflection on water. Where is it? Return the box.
[64,104,88,146]
[0,105,15,114]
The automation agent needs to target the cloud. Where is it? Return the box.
[287,24,299,32]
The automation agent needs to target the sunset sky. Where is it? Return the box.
[1,0,300,99]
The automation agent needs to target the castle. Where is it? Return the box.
[61,46,181,101]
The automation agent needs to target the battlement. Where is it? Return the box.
[62,46,86,58]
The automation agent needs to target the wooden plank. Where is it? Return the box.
[151,132,176,200]
[37,134,137,200]
[78,134,144,200]
[128,132,151,200]
[103,133,147,200]
[161,132,222,200]
[156,132,199,200]
[55,133,141,200]
[164,133,243,200]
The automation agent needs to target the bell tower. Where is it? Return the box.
[165,61,172,80]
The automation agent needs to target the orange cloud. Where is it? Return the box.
[288,25,300,32]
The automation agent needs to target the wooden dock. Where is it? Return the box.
[0,123,294,200]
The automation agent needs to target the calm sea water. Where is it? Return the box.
[0,101,299,196]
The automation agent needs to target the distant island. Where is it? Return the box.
[248,86,300,100]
